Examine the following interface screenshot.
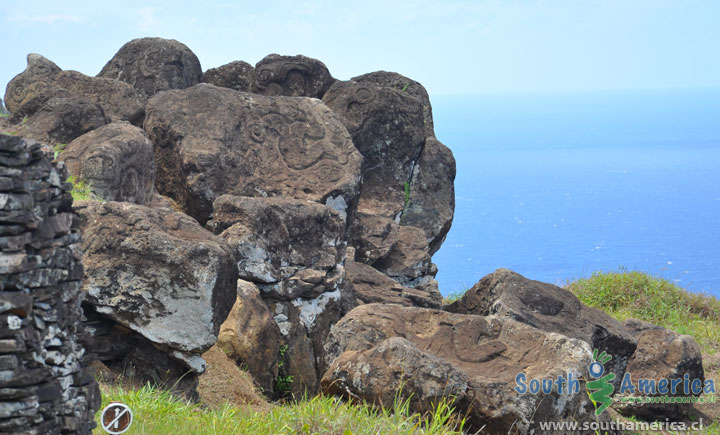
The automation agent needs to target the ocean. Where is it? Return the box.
[431,89,720,298]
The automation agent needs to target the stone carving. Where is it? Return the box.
[21,96,110,144]
[145,84,362,224]
[251,54,335,98]
[59,122,155,205]
[203,61,254,92]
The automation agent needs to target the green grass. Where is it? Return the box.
[53,143,68,159]
[94,384,465,435]
[566,268,720,354]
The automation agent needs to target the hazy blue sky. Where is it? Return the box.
[2,0,719,97]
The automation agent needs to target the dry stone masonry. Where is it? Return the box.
[0,135,99,434]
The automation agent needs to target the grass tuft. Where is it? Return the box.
[67,175,96,201]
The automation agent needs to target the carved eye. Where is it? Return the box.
[248,121,265,143]
[354,87,374,104]
[257,69,272,83]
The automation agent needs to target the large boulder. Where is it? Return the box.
[98,37,202,98]
[216,280,282,395]
[75,201,237,392]
[203,61,254,92]
[346,259,442,309]
[58,122,155,204]
[445,269,637,390]
[4,54,145,124]
[210,195,353,395]
[251,54,335,98]
[145,84,362,224]
[21,96,110,144]
[615,319,705,419]
[322,304,604,434]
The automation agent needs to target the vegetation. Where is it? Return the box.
[53,143,68,159]
[67,175,95,201]
[566,268,720,354]
[94,384,465,435]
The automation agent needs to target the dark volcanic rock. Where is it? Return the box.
[445,268,637,390]
[323,80,425,221]
[251,54,335,98]
[346,259,442,309]
[322,304,604,434]
[75,201,237,383]
[0,135,99,433]
[98,37,202,97]
[59,122,155,204]
[145,84,362,224]
[615,319,705,419]
[4,54,146,124]
[203,61,254,92]
[23,96,110,144]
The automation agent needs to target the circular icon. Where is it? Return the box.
[100,402,133,434]
[589,361,605,378]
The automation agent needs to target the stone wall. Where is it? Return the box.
[0,135,99,434]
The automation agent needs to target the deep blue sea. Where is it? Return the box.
[431,89,720,298]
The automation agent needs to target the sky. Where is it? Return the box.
[2,0,720,99]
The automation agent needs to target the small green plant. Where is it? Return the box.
[53,143,68,160]
[401,82,410,92]
[0,113,9,118]
[275,343,294,397]
[67,175,94,201]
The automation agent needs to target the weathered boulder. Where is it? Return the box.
[22,96,110,144]
[352,70,434,134]
[98,37,202,98]
[322,304,603,434]
[216,280,282,395]
[323,80,425,221]
[445,269,637,390]
[203,60,254,92]
[251,54,335,98]
[58,122,155,204]
[0,97,9,115]
[210,195,353,396]
[615,319,705,419]
[0,135,99,434]
[145,84,362,224]
[347,259,441,309]
[75,201,237,389]
[4,54,145,124]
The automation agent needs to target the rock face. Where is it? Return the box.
[251,54,335,98]
[58,122,155,204]
[210,195,352,395]
[322,304,602,434]
[75,201,237,394]
[615,319,705,419]
[203,61,254,92]
[0,135,99,434]
[216,280,282,395]
[145,84,362,224]
[22,96,110,144]
[445,268,637,390]
[98,37,202,98]
[4,54,145,125]
[346,260,441,309]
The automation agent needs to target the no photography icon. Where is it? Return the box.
[100,402,133,434]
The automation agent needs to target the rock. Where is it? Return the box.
[75,201,237,379]
[98,37,202,97]
[445,268,637,391]
[145,84,362,224]
[211,195,346,300]
[0,134,99,433]
[349,213,435,288]
[323,80,425,221]
[346,260,441,309]
[251,54,335,98]
[203,61,254,92]
[4,54,145,124]
[58,122,155,204]
[399,137,455,254]
[22,96,110,144]
[211,195,353,396]
[0,98,8,115]
[322,304,603,434]
[216,280,282,395]
[352,70,434,134]
[615,319,705,419]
